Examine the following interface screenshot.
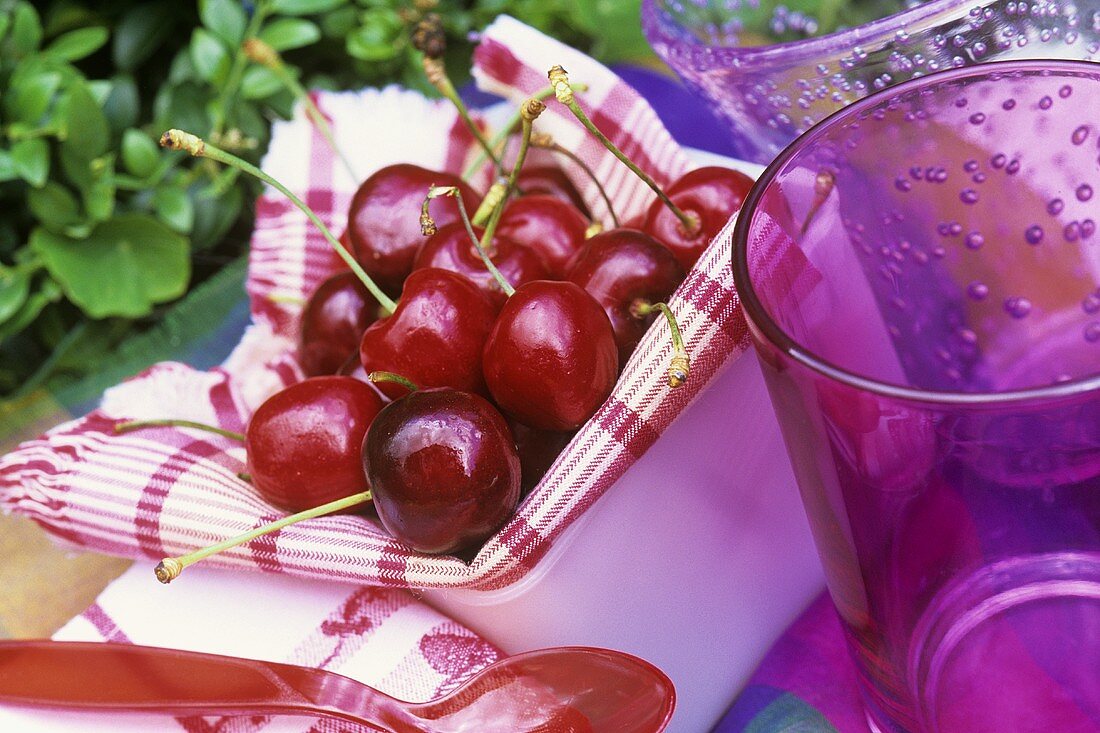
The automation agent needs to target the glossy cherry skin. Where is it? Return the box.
[567,229,685,365]
[413,223,548,310]
[496,195,589,278]
[643,166,755,270]
[362,388,521,555]
[483,281,619,431]
[508,418,576,494]
[518,165,589,217]
[347,164,480,294]
[245,376,383,513]
[359,268,496,399]
[298,271,378,377]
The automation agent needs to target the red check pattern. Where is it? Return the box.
[0,18,753,592]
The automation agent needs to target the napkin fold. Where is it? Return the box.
[0,565,501,732]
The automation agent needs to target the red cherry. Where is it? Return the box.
[298,271,378,377]
[643,166,754,270]
[359,268,496,399]
[567,229,685,365]
[245,376,382,513]
[347,164,480,294]
[508,418,575,494]
[483,281,618,431]
[363,388,521,555]
[413,223,548,310]
[496,195,589,278]
[518,165,590,217]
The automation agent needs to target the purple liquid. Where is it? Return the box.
[734,63,1100,733]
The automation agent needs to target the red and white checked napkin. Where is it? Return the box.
[0,17,752,592]
[0,564,501,732]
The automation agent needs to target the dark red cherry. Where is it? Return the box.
[508,418,575,494]
[359,268,495,399]
[496,195,589,278]
[643,166,754,270]
[567,229,685,365]
[298,271,378,377]
[483,281,618,431]
[347,164,480,294]
[413,223,548,310]
[363,388,521,555]
[245,376,383,513]
[518,165,589,217]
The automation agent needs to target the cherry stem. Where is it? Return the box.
[368,371,419,392]
[547,66,699,235]
[631,300,690,388]
[800,170,836,236]
[243,39,358,183]
[160,130,396,316]
[423,184,515,297]
[153,491,373,584]
[460,82,589,182]
[530,133,619,227]
[115,419,245,443]
[423,56,501,173]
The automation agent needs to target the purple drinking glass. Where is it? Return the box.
[733,60,1100,733]
[644,0,1100,163]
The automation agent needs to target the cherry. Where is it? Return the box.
[518,165,589,217]
[483,280,618,431]
[298,271,377,377]
[413,222,548,309]
[359,268,496,399]
[567,229,685,365]
[642,166,755,270]
[496,195,589,278]
[508,418,575,494]
[363,388,520,555]
[347,164,480,294]
[245,376,382,513]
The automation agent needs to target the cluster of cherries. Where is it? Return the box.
[142,49,753,583]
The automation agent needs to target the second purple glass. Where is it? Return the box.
[733,60,1100,732]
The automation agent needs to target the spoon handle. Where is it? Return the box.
[0,640,396,731]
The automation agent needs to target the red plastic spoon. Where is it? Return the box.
[0,641,674,732]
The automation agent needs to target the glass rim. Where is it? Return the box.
[732,58,1100,407]
[642,0,960,65]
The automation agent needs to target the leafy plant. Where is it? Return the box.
[0,0,649,398]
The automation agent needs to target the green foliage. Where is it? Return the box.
[0,0,651,397]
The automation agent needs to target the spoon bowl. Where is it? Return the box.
[0,640,674,732]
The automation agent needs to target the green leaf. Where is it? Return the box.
[27,182,81,231]
[0,268,31,325]
[201,0,248,46]
[346,11,403,62]
[43,26,109,61]
[241,66,282,99]
[121,129,160,178]
[61,82,109,161]
[83,169,116,223]
[9,3,43,55]
[190,182,243,250]
[189,28,230,83]
[0,14,11,44]
[30,214,190,319]
[258,18,321,50]
[113,1,175,70]
[153,185,195,233]
[103,74,140,133]
[271,0,346,14]
[11,139,49,187]
[4,70,62,125]
[0,151,17,183]
[0,278,62,342]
